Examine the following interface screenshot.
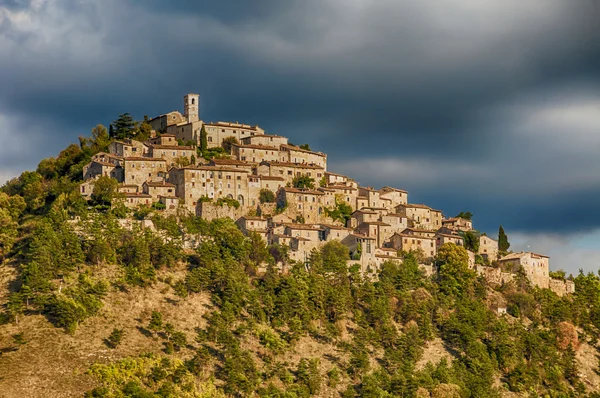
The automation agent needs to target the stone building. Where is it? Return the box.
[435,232,464,249]
[240,134,288,147]
[390,232,436,259]
[142,181,176,199]
[256,161,325,186]
[231,143,280,163]
[203,121,265,148]
[279,145,327,169]
[147,143,195,167]
[277,187,332,223]
[108,140,147,158]
[395,203,443,230]
[168,165,251,213]
[123,158,167,185]
[498,252,550,289]
[479,235,499,261]
[442,217,473,232]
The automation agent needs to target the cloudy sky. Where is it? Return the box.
[1,0,599,273]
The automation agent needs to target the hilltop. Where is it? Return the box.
[1,96,600,397]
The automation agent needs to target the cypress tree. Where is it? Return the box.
[498,225,510,252]
[200,125,208,152]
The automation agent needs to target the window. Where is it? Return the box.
[236,176,241,180]
[208,137,213,142]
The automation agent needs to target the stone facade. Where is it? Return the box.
[498,252,550,289]
[479,235,499,261]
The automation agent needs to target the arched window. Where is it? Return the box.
[191,98,195,105]
[237,195,244,206]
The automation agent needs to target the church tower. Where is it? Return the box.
[184,93,199,123]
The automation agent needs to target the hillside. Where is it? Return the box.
[2,125,600,398]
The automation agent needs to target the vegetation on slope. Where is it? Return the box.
[1,126,600,397]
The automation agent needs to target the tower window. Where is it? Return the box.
[191,98,195,105]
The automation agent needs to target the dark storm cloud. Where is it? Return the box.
[1,0,600,238]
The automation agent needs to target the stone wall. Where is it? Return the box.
[548,279,576,297]
[475,265,514,286]
[196,201,246,221]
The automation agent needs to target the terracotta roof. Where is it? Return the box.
[352,209,377,215]
[206,121,261,130]
[179,165,250,173]
[293,236,312,242]
[327,184,357,191]
[283,223,324,231]
[360,221,391,226]
[280,144,326,156]
[124,157,166,162]
[379,186,408,194]
[283,187,325,195]
[392,232,435,240]
[249,175,284,181]
[436,233,464,239]
[144,181,175,187]
[324,171,347,177]
[91,160,119,167]
[260,161,324,169]
[123,193,152,198]
[149,144,195,150]
[319,224,353,231]
[403,227,435,234]
[210,159,255,166]
[158,195,179,199]
[240,216,267,221]
[232,143,279,151]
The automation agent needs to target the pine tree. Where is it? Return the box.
[498,225,510,253]
[112,113,136,140]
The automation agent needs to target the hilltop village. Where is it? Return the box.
[79,94,574,297]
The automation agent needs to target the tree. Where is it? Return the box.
[111,113,136,139]
[324,197,353,225]
[106,328,125,348]
[292,175,315,189]
[462,230,480,252]
[221,136,238,153]
[200,125,208,153]
[91,176,119,206]
[498,225,510,253]
[299,144,311,151]
[455,211,473,220]
[148,311,163,334]
[91,124,111,152]
[259,189,276,203]
[436,243,476,298]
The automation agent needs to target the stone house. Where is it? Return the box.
[148,134,179,146]
[435,233,464,249]
[351,209,380,226]
[442,217,473,232]
[158,195,179,212]
[109,139,147,158]
[342,233,377,271]
[231,143,280,163]
[256,161,325,186]
[142,181,176,199]
[479,235,499,261]
[321,224,353,242]
[498,252,550,289]
[279,145,327,169]
[83,160,124,181]
[395,203,443,231]
[118,184,139,194]
[240,134,288,147]
[277,187,328,223]
[236,216,269,242]
[168,165,251,212]
[390,232,437,259]
[381,213,409,231]
[325,171,349,185]
[378,186,409,208]
[121,192,153,209]
[123,158,167,185]
[209,158,256,172]
[149,111,188,133]
[147,143,195,167]
[202,121,265,148]
[356,221,393,248]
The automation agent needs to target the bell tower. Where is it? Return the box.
[184,93,199,123]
